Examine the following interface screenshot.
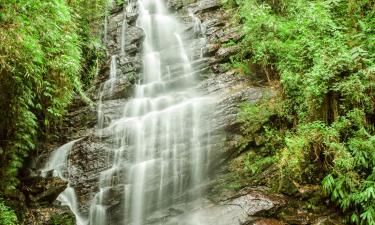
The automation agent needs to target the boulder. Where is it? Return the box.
[21,175,68,206]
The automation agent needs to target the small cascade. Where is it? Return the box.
[188,8,206,59]
[97,54,118,134]
[104,15,108,44]
[174,33,193,75]
[41,139,86,225]
[188,9,206,36]
[108,55,117,91]
[101,55,117,95]
[120,3,127,55]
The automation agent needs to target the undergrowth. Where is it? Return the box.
[0,0,106,202]
[0,199,18,225]
[226,0,375,224]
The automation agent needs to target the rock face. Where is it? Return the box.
[33,0,277,224]
[152,188,286,225]
[21,176,68,206]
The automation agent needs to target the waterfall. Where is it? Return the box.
[41,139,87,225]
[120,3,127,55]
[92,0,216,224]
[43,0,218,224]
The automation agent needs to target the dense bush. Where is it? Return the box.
[0,200,18,225]
[0,0,106,194]
[230,0,375,223]
[50,212,75,225]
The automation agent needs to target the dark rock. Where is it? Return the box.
[312,216,345,225]
[99,76,136,101]
[202,19,226,30]
[219,29,245,43]
[25,206,75,225]
[215,45,242,62]
[297,184,321,200]
[126,12,138,25]
[190,0,222,14]
[279,178,299,196]
[21,176,68,206]
[167,0,184,10]
[203,43,221,57]
[250,218,286,225]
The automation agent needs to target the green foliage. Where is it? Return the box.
[50,212,74,225]
[0,0,106,193]
[322,110,375,224]
[237,97,290,152]
[244,152,275,175]
[233,0,375,223]
[0,200,18,225]
[115,0,126,5]
[278,122,340,182]
[230,57,251,76]
[223,40,237,48]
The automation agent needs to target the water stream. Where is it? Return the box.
[41,139,87,225]
[43,0,217,224]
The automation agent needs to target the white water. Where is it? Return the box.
[43,0,216,224]
[41,139,87,225]
[92,0,215,224]
[120,3,127,55]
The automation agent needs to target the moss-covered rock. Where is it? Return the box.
[49,211,75,225]
[24,206,75,225]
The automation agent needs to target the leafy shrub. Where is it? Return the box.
[50,212,74,225]
[0,0,106,193]
[0,200,18,225]
[232,0,375,223]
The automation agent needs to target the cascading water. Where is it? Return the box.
[41,139,87,225]
[43,0,218,224]
[91,0,216,224]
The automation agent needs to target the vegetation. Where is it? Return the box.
[0,199,18,225]
[0,0,106,202]
[226,0,375,224]
[50,212,75,225]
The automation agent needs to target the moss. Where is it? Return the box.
[49,212,75,225]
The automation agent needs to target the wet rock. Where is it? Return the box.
[154,189,286,225]
[279,178,299,196]
[61,106,97,138]
[202,19,225,31]
[25,206,75,225]
[312,216,345,225]
[219,30,245,44]
[118,55,142,74]
[190,0,222,14]
[251,218,286,225]
[99,76,136,101]
[215,45,242,62]
[67,135,114,214]
[124,26,145,46]
[167,0,184,10]
[106,10,145,55]
[203,43,221,57]
[126,12,138,25]
[297,184,321,200]
[21,176,68,206]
